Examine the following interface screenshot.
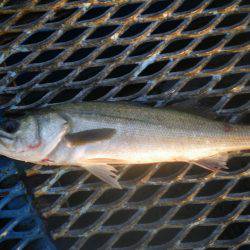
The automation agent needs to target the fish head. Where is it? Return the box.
[0,115,38,157]
[0,112,68,162]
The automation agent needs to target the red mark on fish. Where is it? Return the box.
[41,158,53,163]
[28,142,41,150]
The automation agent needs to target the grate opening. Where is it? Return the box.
[62,191,92,208]
[0,13,13,24]
[71,212,103,230]
[78,6,110,21]
[104,209,136,226]
[21,30,54,45]
[115,83,145,97]
[224,94,250,109]
[213,73,245,90]
[39,70,72,84]
[204,53,235,70]
[130,41,160,57]
[31,49,63,64]
[13,12,46,26]
[87,25,118,40]
[19,90,48,105]
[0,52,30,67]
[148,79,178,95]
[194,34,226,51]
[182,226,216,243]
[208,201,239,218]
[142,0,174,15]
[106,64,137,79]
[65,47,95,63]
[54,237,77,250]
[56,28,88,43]
[121,22,151,38]
[196,180,229,197]
[97,45,128,59]
[50,89,81,103]
[152,19,184,34]
[206,0,236,10]
[149,227,181,246]
[139,60,168,76]
[35,194,60,211]
[74,66,104,81]
[184,15,216,32]
[219,222,249,240]
[47,8,77,23]
[180,77,211,92]
[162,182,194,199]
[162,38,193,54]
[171,57,202,72]
[129,185,161,203]
[83,233,112,249]
[236,53,250,67]
[172,204,206,220]
[216,13,248,28]
[175,0,204,12]
[114,231,146,248]
[139,206,171,224]
[231,177,250,194]
[226,31,250,47]
[111,3,142,19]
[95,189,126,205]
[46,215,69,232]
[52,171,84,187]
[0,32,21,46]
[84,86,113,101]
[14,71,41,86]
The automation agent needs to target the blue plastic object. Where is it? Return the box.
[0,157,56,250]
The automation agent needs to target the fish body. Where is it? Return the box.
[0,102,249,188]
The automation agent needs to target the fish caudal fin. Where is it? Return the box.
[192,154,229,172]
[85,164,121,189]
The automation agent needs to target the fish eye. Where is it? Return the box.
[1,119,20,134]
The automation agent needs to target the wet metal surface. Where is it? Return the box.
[0,0,249,249]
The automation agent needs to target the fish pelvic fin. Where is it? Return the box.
[83,164,121,189]
[191,154,229,172]
[65,128,116,147]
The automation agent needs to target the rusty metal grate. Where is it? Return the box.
[0,0,249,249]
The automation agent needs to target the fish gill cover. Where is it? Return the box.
[0,0,249,249]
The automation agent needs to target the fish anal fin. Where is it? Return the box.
[85,164,121,189]
[65,128,116,147]
[192,154,229,172]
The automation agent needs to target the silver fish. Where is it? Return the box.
[0,102,249,188]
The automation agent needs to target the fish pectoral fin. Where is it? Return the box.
[192,154,229,172]
[65,128,116,147]
[85,164,121,189]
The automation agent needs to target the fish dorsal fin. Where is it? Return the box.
[86,164,121,189]
[192,154,229,172]
[65,128,116,147]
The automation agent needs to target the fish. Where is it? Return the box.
[0,102,249,189]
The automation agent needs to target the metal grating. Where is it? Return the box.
[0,0,249,249]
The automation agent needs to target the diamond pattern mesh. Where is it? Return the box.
[0,0,249,249]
